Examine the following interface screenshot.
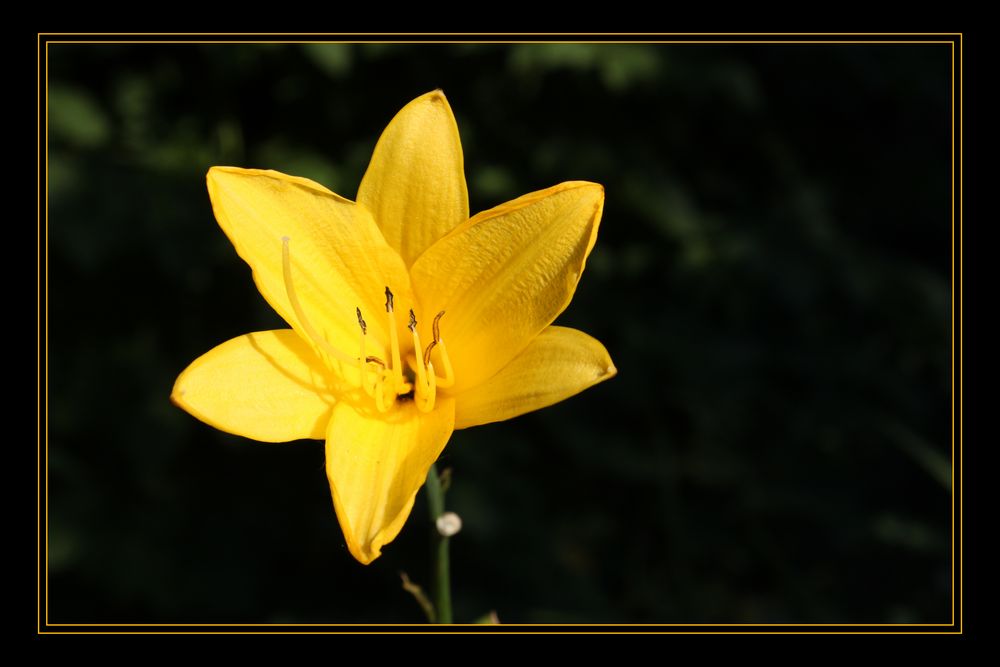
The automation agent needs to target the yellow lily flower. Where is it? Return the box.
[171,91,616,564]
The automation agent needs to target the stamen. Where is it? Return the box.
[385,286,404,392]
[421,311,455,389]
[432,310,444,342]
[373,369,388,413]
[384,286,394,313]
[423,361,437,412]
[281,237,357,368]
[423,311,446,366]
[357,307,371,397]
[435,339,455,389]
[409,316,431,412]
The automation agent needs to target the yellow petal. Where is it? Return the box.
[410,182,604,393]
[454,326,616,429]
[357,91,469,267]
[326,398,456,564]
[207,167,413,362]
[171,330,336,442]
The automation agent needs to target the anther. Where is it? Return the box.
[356,307,367,335]
[432,310,445,342]
[385,286,394,313]
[409,315,432,413]
[426,311,454,389]
[423,310,446,367]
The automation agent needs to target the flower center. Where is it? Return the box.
[282,236,453,414]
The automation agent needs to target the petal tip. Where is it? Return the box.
[583,181,605,200]
[205,166,250,193]
[168,387,185,409]
[205,166,221,188]
[410,89,454,115]
[169,371,189,409]
[552,180,605,205]
[206,165,240,181]
[351,545,380,565]
[340,519,385,565]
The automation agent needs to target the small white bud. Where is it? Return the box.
[436,511,462,537]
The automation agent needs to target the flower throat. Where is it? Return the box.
[281,236,453,414]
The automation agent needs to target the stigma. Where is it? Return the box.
[282,236,454,414]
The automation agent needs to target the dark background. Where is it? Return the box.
[47,43,952,624]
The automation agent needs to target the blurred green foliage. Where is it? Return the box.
[48,43,951,623]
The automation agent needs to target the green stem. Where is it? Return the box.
[425,462,452,624]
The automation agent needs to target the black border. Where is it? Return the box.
[37,32,964,635]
